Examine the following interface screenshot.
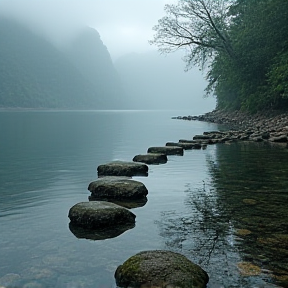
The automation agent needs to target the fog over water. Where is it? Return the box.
[0,0,215,112]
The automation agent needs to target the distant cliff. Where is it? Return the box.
[0,17,124,109]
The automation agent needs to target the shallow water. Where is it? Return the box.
[0,110,287,288]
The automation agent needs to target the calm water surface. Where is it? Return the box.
[0,110,288,288]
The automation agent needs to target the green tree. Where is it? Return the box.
[151,0,288,112]
[150,0,234,70]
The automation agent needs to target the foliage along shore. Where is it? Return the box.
[151,0,288,113]
[175,109,288,145]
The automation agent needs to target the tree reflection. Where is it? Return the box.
[156,141,288,287]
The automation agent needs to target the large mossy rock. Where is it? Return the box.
[88,177,148,200]
[115,250,209,288]
[133,153,167,164]
[68,201,136,229]
[97,161,148,177]
[147,146,184,156]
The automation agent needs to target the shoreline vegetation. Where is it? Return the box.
[174,109,288,146]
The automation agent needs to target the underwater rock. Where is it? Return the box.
[0,273,21,287]
[97,161,148,177]
[133,153,167,164]
[68,201,136,229]
[237,262,261,276]
[88,176,148,200]
[242,198,257,205]
[115,250,209,288]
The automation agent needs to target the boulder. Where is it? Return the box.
[133,153,167,164]
[115,250,209,288]
[97,161,148,177]
[88,177,148,200]
[147,146,184,156]
[68,201,136,229]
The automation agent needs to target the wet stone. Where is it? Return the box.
[88,176,148,200]
[115,250,209,288]
[97,161,148,177]
[166,142,194,150]
[68,201,136,229]
[133,153,167,164]
[147,146,184,155]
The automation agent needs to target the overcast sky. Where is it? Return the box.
[0,0,176,59]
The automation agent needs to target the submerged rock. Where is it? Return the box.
[68,201,136,229]
[115,250,209,288]
[147,146,184,155]
[97,161,148,177]
[133,153,167,164]
[237,262,261,276]
[88,176,148,200]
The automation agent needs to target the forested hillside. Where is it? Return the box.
[151,0,288,113]
[0,17,124,109]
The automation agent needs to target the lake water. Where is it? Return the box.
[0,110,288,288]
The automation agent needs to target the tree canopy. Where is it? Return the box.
[151,0,288,112]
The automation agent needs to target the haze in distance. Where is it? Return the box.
[0,0,216,113]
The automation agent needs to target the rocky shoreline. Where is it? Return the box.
[174,109,288,145]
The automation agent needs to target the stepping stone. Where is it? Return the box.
[147,146,184,155]
[133,153,167,164]
[68,201,136,229]
[115,250,209,288]
[97,161,148,177]
[179,139,197,143]
[88,176,148,200]
[179,139,208,148]
[193,134,212,140]
[166,142,194,149]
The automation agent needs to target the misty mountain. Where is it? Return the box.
[114,51,216,111]
[0,17,124,109]
[61,27,124,108]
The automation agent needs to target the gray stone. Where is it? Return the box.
[97,161,148,177]
[193,134,211,140]
[68,201,136,229]
[88,177,148,200]
[179,139,197,143]
[270,135,288,142]
[192,143,202,149]
[166,142,194,149]
[133,153,167,164]
[115,250,209,288]
[147,146,184,155]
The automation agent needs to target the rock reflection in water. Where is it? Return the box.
[69,222,135,240]
[89,196,148,209]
